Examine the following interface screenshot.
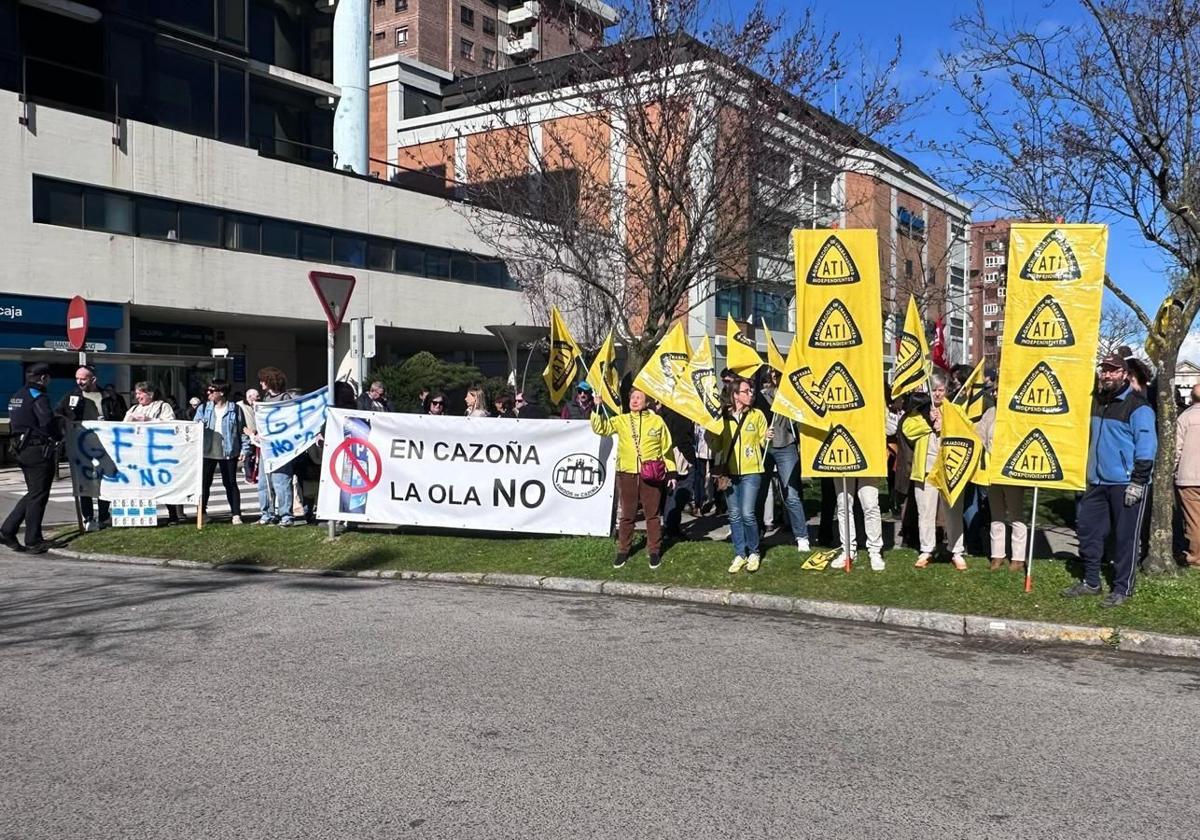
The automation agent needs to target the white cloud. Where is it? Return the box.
[1179,329,1200,365]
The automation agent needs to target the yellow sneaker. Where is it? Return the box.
[746,553,761,572]
[728,555,747,574]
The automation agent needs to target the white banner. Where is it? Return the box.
[66,421,203,505]
[315,410,617,537]
[255,387,331,473]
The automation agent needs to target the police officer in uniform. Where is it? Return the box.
[1,364,62,554]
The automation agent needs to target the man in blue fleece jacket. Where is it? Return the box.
[1063,353,1157,607]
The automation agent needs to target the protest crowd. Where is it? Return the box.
[1,227,1190,609]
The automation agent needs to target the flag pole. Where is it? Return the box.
[1024,487,1039,593]
[841,477,853,573]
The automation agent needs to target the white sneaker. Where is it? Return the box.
[84,519,99,533]
[830,554,850,569]
[870,555,885,572]
[746,553,761,572]
[796,537,811,552]
[728,555,747,574]
[231,515,243,525]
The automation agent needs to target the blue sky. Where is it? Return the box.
[720,0,1173,325]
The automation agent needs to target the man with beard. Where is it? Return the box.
[1063,353,1157,607]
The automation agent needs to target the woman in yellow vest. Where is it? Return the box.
[709,376,773,573]
[591,387,676,570]
[901,374,967,570]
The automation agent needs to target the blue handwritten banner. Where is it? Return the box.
[66,422,203,504]
[254,387,331,473]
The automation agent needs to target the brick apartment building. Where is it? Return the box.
[369,0,616,72]
[371,39,971,366]
[969,218,1013,371]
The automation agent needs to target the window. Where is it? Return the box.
[301,226,332,262]
[332,233,367,268]
[395,0,407,9]
[155,45,216,138]
[218,0,246,44]
[180,206,223,246]
[460,38,474,59]
[715,285,745,320]
[262,219,299,258]
[395,27,408,45]
[224,214,260,252]
[481,47,496,69]
[29,176,517,291]
[997,286,1006,299]
[460,5,475,27]
[374,30,385,40]
[482,17,496,35]
[904,259,913,279]
[754,290,789,332]
[217,66,246,145]
[982,271,999,283]
[83,189,133,234]
[984,254,1004,267]
[367,239,394,271]
[984,303,1000,316]
[138,198,179,240]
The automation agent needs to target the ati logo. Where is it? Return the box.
[658,352,689,391]
[732,325,756,348]
[813,425,867,472]
[552,453,606,500]
[692,369,722,419]
[940,436,976,493]
[1002,429,1064,482]
[598,361,621,408]
[1019,229,1082,281]
[787,366,827,415]
[891,332,925,389]
[550,341,577,391]
[808,299,863,349]
[806,236,861,285]
[1009,361,1068,415]
[819,363,866,411]
[1015,295,1075,347]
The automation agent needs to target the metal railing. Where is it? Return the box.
[18,54,121,146]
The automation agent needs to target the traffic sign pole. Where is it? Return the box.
[308,271,356,540]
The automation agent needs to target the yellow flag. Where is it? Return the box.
[586,329,622,414]
[668,335,724,434]
[953,359,988,423]
[761,320,787,374]
[771,336,830,431]
[927,403,982,506]
[891,295,931,399]
[794,229,887,477]
[542,306,583,405]
[633,322,691,408]
[991,224,1106,491]
[725,317,763,378]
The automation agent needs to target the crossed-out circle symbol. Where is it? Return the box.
[329,437,382,493]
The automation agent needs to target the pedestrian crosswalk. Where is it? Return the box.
[0,467,264,523]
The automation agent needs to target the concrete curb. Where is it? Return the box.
[38,548,1200,661]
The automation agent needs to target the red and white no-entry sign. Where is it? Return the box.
[66,295,89,351]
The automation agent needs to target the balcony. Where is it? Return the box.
[505,1,540,28]
[503,30,540,58]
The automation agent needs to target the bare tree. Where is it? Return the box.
[940,0,1200,573]
[427,0,918,370]
[1098,301,1146,356]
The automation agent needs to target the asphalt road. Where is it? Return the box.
[2,555,1197,840]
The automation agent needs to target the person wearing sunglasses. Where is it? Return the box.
[193,380,249,524]
[426,393,447,415]
[562,381,596,420]
[709,377,772,573]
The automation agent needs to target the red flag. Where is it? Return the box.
[931,317,950,371]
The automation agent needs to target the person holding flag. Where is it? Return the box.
[902,372,967,570]
[709,377,773,574]
[976,396,1026,572]
[591,387,677,570]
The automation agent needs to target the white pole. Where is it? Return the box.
[841,477,853,572]
[1024,486,1039,592]
[327,324,337,540]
